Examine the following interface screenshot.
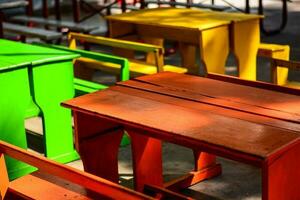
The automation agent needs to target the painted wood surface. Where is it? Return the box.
[62,72,300,199]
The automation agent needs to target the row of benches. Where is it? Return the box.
[40,32,292,87]
[0,0,101,42]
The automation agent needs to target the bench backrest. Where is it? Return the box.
[33,42,130,96]
[0,140,152,200]
[68,32,165,72]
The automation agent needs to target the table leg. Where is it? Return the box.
[200,25,229,75]
[31,61,78,163]
[127,129,163,192]
[232,19,260,80]
[73,112,123,183]
[262,142,300,200]
[0,68,36,180]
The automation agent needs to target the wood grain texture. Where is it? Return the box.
[123,72,300,123]
[62,86,299,159]
[262,140,300,200]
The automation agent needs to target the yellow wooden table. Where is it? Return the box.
[106,8,262,80]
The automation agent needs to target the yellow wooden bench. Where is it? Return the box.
[68,32,187,78]
[270,58,300,89]
[257,43,290,86]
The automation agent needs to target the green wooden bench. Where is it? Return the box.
[34,42,130,94]
[34,42,131,146]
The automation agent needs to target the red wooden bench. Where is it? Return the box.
[62,72,300,200]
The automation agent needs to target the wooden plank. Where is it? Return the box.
[62,87,300,159]
[9,174,92,199]
[0,141,152,200]
[110,85,300,133]
[0,153,9,200]
[119,72,300,123]
[144,0,230,11]
[206,72,299,95]
[3,22,62,41]
[0,1,28,9]
[11,16,98,32]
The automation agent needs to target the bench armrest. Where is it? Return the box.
[0,141,151,200]
[68,32,163,54]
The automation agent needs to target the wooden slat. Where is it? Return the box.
[0,141,152,200]
[62,87,300,159]
[3,22,62,41]
[144,0,230,11]
[69,32,163,53]
[118,72,300,124]
[0,153,9,200]
[110,86,300,133]
[9,174,92,200]
[11,16,98,32]
[0,1,28,9]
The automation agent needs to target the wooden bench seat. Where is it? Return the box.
[68,32,187,78]
[3,22,62,42]
[0,140,152,200]
[10,16,98,33]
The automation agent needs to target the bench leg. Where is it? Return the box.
[143,37,164,66]
[272,46,290,86]
[74,112,123,183]
[127,129,163,192]
[200,25,229,76]
[0,69,36,180]
[232,19,260,81]
[262,142,300,200]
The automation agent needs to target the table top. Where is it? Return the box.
[62,72,300,161]
[0,39,79,71]
[106,8,262,30]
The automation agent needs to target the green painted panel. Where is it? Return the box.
[31,61,79,161]
[0,68,36,180]
[0,39,79,71]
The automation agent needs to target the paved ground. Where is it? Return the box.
[23,0,300,199]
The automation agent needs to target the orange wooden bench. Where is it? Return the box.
[0,140,152,200]
[0,140,192,200]
[63,72,300,200]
